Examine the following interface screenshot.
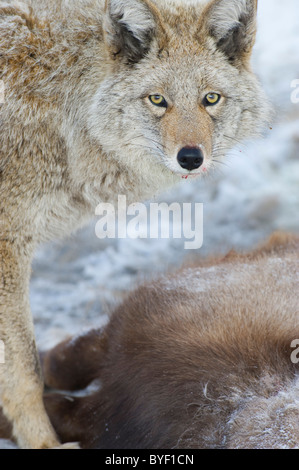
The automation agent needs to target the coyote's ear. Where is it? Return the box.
[201,0,258,65]
[103,0,167,64]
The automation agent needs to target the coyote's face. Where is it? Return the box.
[89,0,270,180]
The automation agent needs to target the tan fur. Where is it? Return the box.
[0,232,296,449]
[0,0,270,448]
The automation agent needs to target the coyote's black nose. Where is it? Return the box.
[177,147,204,171]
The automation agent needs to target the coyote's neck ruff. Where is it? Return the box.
[0,0,270,448]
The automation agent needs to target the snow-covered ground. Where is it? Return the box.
[1,0,299,449]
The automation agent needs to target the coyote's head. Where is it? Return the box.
[88,0,270,181]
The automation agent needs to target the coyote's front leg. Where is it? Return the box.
[0,239,69,448]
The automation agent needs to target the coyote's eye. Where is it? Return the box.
[204,93,221,106]
[149,95,167,108]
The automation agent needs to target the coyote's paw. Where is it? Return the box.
[53,442,81,449]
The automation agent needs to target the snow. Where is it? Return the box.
[1,0,299,449]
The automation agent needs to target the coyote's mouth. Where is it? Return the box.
[181,173,202,180]
[178,166,207,179]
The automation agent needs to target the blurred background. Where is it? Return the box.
[30,0,299,349]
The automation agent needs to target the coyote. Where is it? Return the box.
[0,0,270,448]
[1,232,298,449]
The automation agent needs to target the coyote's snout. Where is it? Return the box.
[0,0,271,448]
